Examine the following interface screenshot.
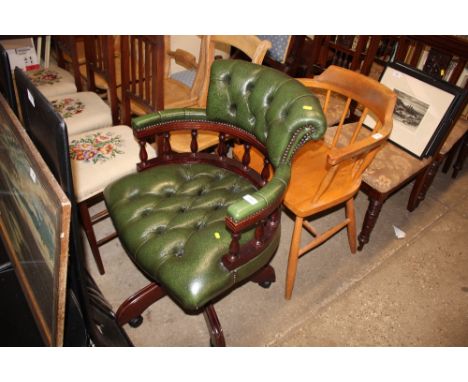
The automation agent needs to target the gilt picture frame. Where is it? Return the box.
[365,62,465,158]
[0,94,71,346]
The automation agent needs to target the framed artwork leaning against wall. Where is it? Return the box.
[0,94,71,346]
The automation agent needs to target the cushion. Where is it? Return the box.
[25,65,77,99]
[440,117,468,155]
[104,163,280,311]
[311,88,347,126]
[257,35,291,64]
[170,69,196,88]
[49,92,112,135]
[69,125,156,202]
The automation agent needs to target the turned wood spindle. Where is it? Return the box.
[255,220,265,246]
[161,132,172,157]
[228,232,240,263]
[217,133,226,158]
[190,129,198,153]
[261,158,270,182]
[139,140,148,164]
[242,143,251,169]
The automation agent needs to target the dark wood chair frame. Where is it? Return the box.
[120,35,165,127]
[77,36,165,275]
[442,130,467,178]
[54,35,84,91]
[114,119,283,346]
[357,36,468,250]
[83,35,119,125]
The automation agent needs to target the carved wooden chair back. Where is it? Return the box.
[83,35,120,124]
[308,35,381,77]
[54,35,85,91]
[119,35,165,126]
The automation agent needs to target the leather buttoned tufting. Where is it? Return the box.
[104,163,279,310]
[207,60,327,167]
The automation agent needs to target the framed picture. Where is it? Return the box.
[0,94,71,346]
[365,62,466,158]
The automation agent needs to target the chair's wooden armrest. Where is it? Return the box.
[327,131,390,165]
[296,77,324,90]
[168,49,197,70]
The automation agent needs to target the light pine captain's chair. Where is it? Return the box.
[233,65,396,299]
[103,60,327,346]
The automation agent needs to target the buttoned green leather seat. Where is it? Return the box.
[104,59,327,345]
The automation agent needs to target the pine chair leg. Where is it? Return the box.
[203,304,226,347]
[116,282,166,326]
[78,201,105,275]
[345,198,357,253]
[285,216,303,300]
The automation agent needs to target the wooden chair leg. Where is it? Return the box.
[285,216,303,300]
[358,195,385,251]
[452,132,467,179]
[407,159,441,212]
[78,200,105,275]
[116,282,166,326]
[442,142,458,174]
[345,197,357,253]
[203,304,226,347]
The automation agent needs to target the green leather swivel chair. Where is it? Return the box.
[103,60,327,346]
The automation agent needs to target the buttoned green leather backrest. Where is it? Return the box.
[206,60,327,168]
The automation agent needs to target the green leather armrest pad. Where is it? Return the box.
[227,165,290,224]
[132,108,208,132]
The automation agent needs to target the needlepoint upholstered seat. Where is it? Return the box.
[103,60,327,346]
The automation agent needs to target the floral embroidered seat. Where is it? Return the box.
[49,92,113,135]
[69,126,156,203]
[15,66,157,276]
[25,65,77,99]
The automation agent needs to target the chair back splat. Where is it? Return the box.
[103,60,327,346]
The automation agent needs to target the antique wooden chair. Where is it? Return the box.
[119,35,209,123]
[357,36,468,250]
[15,67,156,275]
[103,60,327,346]
[169,35,272,153]
[119,35,272,154]
[83,35,120,125]
[16,37,78,99]
[233,65,396,298]
[54,35,86,91]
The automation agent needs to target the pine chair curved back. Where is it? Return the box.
[283,66,396,298]
[103,59,327,345]
[169,35,271,153]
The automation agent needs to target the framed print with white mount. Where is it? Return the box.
[364,61,466,158]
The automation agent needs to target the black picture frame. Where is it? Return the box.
[365,61,466,159]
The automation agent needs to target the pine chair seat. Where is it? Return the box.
[284,138,363,217]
